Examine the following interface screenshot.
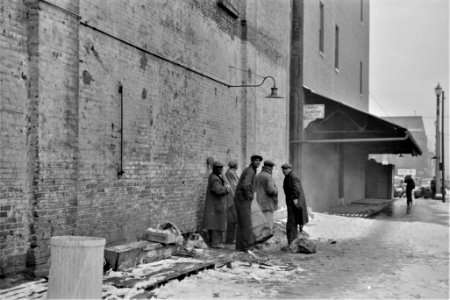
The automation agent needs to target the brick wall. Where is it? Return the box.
[0,0,32,276]
[75,0,245,242]
[0,0,291,276]
[244,0,290,194]
[27,0,80,276]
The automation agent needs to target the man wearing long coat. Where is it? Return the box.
[255,160,278,232]
[404,175,415,206]
[224,160,239,243]
[203,161,230,248]
[282,163,309,245]
[234,154,263,251]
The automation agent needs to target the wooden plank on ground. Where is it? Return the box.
[0,280,47,300]
[104,260,215,291]
[0,279,46,294]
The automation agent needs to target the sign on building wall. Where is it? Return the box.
[304,104,325,119]
[397,168,416,176]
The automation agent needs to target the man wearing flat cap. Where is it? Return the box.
[203,161,230,248]
[281,163,309,246]
[234,154,263,251]
[255,160,278,233]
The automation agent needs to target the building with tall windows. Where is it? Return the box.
[289,0,421,211]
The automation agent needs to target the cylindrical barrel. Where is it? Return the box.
[47,236,106,299]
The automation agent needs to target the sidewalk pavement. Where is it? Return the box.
[325,198,395,218]
[275,198,396,220]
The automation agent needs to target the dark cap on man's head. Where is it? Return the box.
[281,163,292,169]
[228,160,238,168]
[264,160,275,167]
[212,161,224,167]
[250,154,263,161]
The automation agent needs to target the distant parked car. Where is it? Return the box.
[413,186,422,198]
[394,186,404,198]
[420,178,433,199]
[393,177,405,198]
[413,178,422,198]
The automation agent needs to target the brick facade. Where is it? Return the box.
[1,0,290,276]
[0,0,32,275]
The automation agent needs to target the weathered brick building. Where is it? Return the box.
[1,0,421,277]
[1,0,291,276]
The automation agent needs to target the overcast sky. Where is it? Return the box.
[369,0,449,152]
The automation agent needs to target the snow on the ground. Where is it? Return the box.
[101,201,449,299]
[150,208,449,299]
[3,202,448,299]
[307,212,448,257]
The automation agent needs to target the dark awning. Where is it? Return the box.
[294,88,422,156]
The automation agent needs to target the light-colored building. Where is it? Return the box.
[289,0,421,212]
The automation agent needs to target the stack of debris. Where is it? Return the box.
[102,223,216,298]
[1,224,216,299]
[104,222,184,271]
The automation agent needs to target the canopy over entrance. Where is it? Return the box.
[298,88,422,156]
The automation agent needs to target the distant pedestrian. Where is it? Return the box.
[255,160,278,232]
[224,160,239,244]
[431,176,436,199]
[203,161,230,248]
[282,163,309,246]
[234,154,263,251]
[404,175,415,206]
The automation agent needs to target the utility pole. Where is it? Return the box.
[289,0,304,177]
[442,90,446,202]
[435,83,442,198]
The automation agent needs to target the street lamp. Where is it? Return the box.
[228,76,284,98]
[434,83,442,199]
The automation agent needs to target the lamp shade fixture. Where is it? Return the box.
[228,75,284,99]
[435,83,442,96]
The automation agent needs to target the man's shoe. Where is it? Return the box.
[254,243,263,250]
[281,245,290,252]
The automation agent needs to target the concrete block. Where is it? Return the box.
[104,241,176,271]
[143,222,183,244]
[143,229,181,244]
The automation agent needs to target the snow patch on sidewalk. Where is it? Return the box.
[307,213,448,257]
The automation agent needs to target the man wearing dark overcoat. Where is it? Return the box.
[234,154,263,251]
[224,160,239,244]
[281,163,309,246]
[203,161,230,248]
[404,175,415,206]
[255,160,278,232]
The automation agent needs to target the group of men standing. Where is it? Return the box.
[203,154,309,251]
